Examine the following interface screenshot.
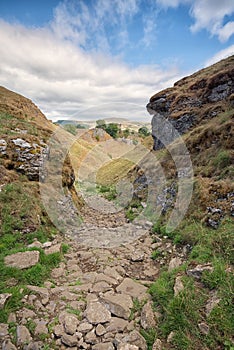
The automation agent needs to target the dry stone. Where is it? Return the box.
[44,243,61,255]
[2,340,17,350]
[77,322,93,333]
[101,292,133,319]
[64,314,79,335]
[0,293,12,309]
[61,334,78,347]
[152,339,162,350]
[140,301,156,330]
[118,345,139,350]
[187,264,213,280]
[116,278,148,300]
[96,323,106,336]
[198,322,210,335]
[173,276,184,296]
[106,317,128,333]
[4,251,39,269]
[122,330,147,350]
[34,321,48,335]
[84,328,98,344]
[16,325,32,346]
[168,257,182,272]
[93,343,115,350]
[85,301,111,324]
[0,323,8,337]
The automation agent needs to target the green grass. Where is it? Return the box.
[140,329,157,350]
[149,217,234,350]
[0,181,64,322]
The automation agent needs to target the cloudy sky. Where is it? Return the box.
[0,0,234,121]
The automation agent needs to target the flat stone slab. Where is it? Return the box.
[116,278,148,300]
[4,251,40,269]
[101,292,133,319]
[85,301,111,324]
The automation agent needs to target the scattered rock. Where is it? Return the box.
[116,278,148,300]
[2,340,17,350]
[106,317,128,333]
[187,264,213,280]
[93,342,115,350]
[118,345,139,350]
[84,328,98,344]
[77,322,93,333]
[4,251,40,269]
[34,321,48,336]
[101,292,133,319]
[198,322,210,335]
[85,301,111,324]
[168,257,182,272]
[152,339,162,350]
[167,331,175,343]
[0,323,8,337]
[205,291,221,316]
[96,323,106,336]
[140,301,156,330]
[61,333,78,347]
[16,325,32,346]
[27,240,43,249]
[122,330,147,350]
[64,314,79,335]
[44,243,61,255]
[0,293,12,309]
[173,276,184,296]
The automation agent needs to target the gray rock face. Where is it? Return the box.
[4,251,40,269]
[147,61,234,150]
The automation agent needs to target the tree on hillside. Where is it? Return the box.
[105,123,119,139]
[123,128,130,138]
[96,119,106,129]
[138,126,150,137]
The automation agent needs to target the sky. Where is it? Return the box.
[0,0,233,122]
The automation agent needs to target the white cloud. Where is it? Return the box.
[205,45,234,66]
[157,0,234,42]
[0,17,180,122]
[156,0,191,9]
[217,21,234,42]
[190,0,234,42]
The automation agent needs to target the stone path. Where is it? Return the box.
[0,232,164,350]
[0,194,186,350]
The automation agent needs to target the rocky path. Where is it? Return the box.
[0,194,186,350]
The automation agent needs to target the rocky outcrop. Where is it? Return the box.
[0,87,75,188]
[147,55,234,150]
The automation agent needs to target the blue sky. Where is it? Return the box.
[0,0,233,121]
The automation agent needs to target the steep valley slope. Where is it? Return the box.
[0,56,233,350]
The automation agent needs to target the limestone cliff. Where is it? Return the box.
[147,55,234,150]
